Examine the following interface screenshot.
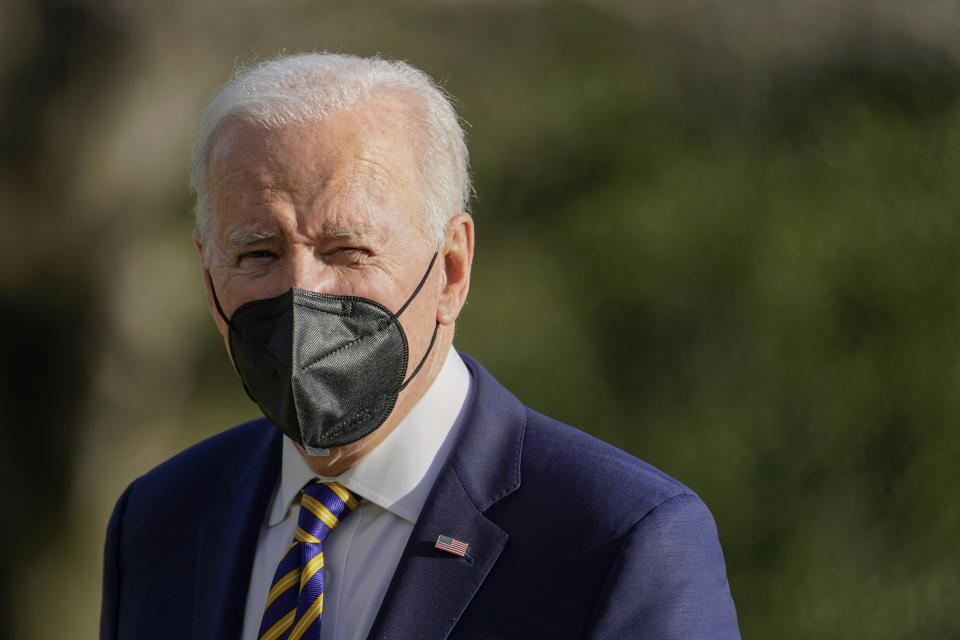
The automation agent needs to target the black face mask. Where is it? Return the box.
[210,254,439,455]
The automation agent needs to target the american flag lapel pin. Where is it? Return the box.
[435,534,469,557]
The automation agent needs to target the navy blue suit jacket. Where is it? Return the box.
[101,354,740,639]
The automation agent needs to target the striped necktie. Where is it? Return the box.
[257,481,359,640]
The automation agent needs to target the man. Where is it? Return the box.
[101,53,740,640]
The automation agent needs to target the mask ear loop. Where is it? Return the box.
[399,321,439,391]
[207,273,236,330]
[394,251,439,318]
[396,251,440,391]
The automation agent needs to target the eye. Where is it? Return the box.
[237,249,277,263]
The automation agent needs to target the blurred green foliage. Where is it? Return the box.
[2,1,959,638]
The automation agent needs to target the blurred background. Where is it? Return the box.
[2,0,959,637]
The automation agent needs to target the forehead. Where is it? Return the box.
[206,98,422,241]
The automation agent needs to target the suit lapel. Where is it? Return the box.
[193,423,281,640]
[365,462,508,640]
[367,354,526,640]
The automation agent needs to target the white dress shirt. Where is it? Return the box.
[241,348,472,640]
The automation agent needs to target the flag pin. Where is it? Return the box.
[435,534,469,557]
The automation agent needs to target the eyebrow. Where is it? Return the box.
[224,225,372,249]
[324,225,369,240]
[226,230,279,248]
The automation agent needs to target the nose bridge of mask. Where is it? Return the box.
[208,251,438,325]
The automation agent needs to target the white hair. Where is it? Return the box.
[190,53,471,248]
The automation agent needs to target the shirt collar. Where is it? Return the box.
[269,347,471,526]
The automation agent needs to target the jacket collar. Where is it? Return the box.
[366,353,525,639]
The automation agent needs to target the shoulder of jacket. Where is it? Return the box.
[520,406,697,519]
[125,417,276,503]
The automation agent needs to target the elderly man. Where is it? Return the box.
[101,54,739,640]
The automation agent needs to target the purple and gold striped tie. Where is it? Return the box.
[257,481,359,640]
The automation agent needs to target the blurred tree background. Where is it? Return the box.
[1,0,959,638]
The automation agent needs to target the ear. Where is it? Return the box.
[436,213,474,326]
[194,229,230,339]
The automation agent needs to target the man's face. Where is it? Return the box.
[194,95,473,473]
[200,99,440,368]
[194,96,469,472]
